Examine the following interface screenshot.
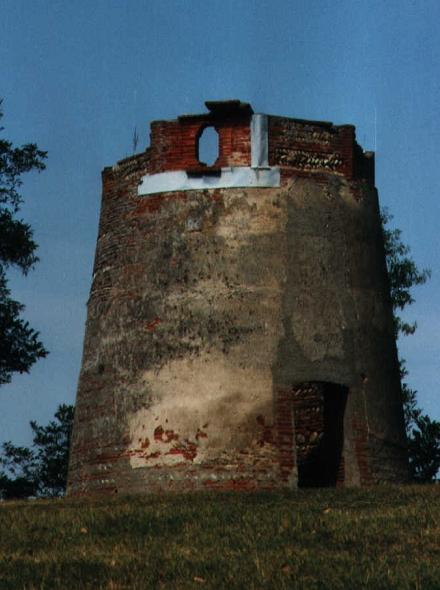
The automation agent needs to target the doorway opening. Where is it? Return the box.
[292,382,348,487]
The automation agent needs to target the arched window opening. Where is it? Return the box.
[197,126,219,166]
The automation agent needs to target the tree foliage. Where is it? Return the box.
[0,100,48,385]
[0,404,74,499]
[407,414,440,482]
[381,209,439,482]
[381,208,431,337]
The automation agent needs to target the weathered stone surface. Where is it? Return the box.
[67,101,408,495]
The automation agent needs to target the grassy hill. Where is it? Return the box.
[1,486,440,589]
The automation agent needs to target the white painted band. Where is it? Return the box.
[138,166,280,196]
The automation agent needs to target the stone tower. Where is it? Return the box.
[67,100,408,495]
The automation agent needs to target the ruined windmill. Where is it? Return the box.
[68,100,408,495]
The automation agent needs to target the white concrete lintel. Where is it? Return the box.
[138,166,280,196]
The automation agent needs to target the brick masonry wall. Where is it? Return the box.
[148,113,251,174]
[268,115,374,185]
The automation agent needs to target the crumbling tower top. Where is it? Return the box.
[137,99,374,196]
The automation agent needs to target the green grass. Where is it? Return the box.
[1,486,440,589]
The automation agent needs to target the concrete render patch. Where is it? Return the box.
[251,114,269,168]
[127,352,274,469]
[138,166,280,196]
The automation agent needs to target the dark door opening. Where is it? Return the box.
[292,382,348,487]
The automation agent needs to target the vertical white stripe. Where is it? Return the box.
[251,114,269,168]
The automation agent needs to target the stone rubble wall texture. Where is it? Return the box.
[67,101,408,495]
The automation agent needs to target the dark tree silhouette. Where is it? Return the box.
[0,100,48,385]
[0,404,74,498]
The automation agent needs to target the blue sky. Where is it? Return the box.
[1,0,439,445]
